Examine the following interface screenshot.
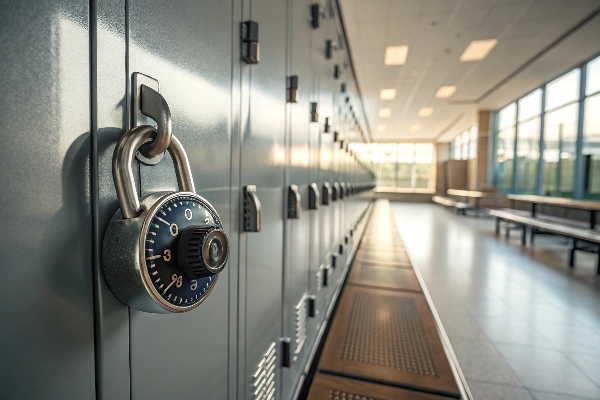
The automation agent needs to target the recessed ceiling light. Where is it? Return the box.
[380,89,396,100]
[384,45,409,65]
[419,107,433,117]
[377,124,386,131]
[378,108,391,118]
[409,124,421,133]
[460,39,498,61]
[435,86,456,98]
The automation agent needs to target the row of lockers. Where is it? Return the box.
[0,0,377,399]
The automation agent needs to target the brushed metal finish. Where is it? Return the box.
[0,1,95,398]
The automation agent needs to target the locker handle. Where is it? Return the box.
[339,182,346,200]
[287,185,301,219]
[322,182,332,205]
[309,183,319,210]
[332,182,339,201]
[244,185,261,232]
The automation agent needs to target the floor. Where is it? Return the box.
[391,203,600,400]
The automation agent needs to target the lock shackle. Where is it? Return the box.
[113,125,195,219]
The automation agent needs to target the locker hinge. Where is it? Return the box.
[341,82,346,93]
[333,131,340,142]
[331,254,337,269]
[339,243,344,255]
[287,75,299,103]
[324,117,330,133]
[241,21,259,64]
[280,337,292,368]
[334,64,339,79]
[310,3,323,29]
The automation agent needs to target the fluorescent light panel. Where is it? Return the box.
[419,107,433,117]
[460,39,498,61]
[409,124,421,133]
[378,108,391,118]
[435,86,456,98]
[380,89,396,100]
[384,45,409,65]
[377,124,386,131]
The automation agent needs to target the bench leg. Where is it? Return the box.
[530,228,535,251]
[505,224,510,239]
[521,225,527,247]
[597,247,600,275]
[495,218,501,236]
[569,239,577,268]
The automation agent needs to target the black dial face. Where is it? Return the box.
[142,194,221,310]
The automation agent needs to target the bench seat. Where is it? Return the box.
[489,208,600,273]
[432,195,470,214]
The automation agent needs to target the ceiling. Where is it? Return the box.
[339,0,600,142]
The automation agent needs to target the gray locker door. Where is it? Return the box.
[239,0,287,398]
[0,1,96,398]
[281,0,313,398]
[96,1,235,399]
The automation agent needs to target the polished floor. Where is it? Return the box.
[391,203,600,400]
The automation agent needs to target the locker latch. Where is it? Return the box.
[310,3,323,29]
[243,185,261,232]
[322,182,332,205]
[281,337,292,368]
[309,183,320,210]
[333,131,340,142]
[241,21,259,64]
[288,185,301,219]
[308,295,317,317]
[310,102,319,122]
[326,40,333,59]
[287,75,299,103]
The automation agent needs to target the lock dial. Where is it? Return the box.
[141,192,227,311]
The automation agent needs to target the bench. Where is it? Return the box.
[489,208,600,274]
[432,195,470,215]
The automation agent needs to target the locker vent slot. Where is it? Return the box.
[359,266,415,287]
[341,292,438,376]
[328,390,383,400]
[252,342,276,400]
[295,294,308,356]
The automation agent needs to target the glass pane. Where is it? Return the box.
[542,103,578,197]
[414,144,433,189]
[454,136,462,159]
[497,127,515,192]
[396,163,412,188]
[546,69,580,111]
[583,94,600,199]
[516,117,540,194]
[376,163,395,188]
[499,103,516,129]
[587,55,600,95]
[518,89,542,121]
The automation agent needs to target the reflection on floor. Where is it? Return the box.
[391,203,600,400]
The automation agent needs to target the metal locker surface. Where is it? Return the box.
[117,1,234,399]
[0,1,96,398]
[239,0,287,398]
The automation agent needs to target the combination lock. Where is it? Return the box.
[102,125,229,313]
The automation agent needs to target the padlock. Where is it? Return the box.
[102,125,229,313]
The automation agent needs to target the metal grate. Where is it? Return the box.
[341,292,438,376]
[252,342,276,400]
[328,390,383,400]
[358,265,414,286]
[295,294,308,357]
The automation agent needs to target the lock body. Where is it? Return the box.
[103,191,227,313]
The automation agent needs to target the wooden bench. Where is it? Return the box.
[489,208,600,274]
[432,195,470,215]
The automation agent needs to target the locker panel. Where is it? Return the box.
[241,0,288,398]
[0,1,96,398]
[281,0,314,398]
[125,1,234,398]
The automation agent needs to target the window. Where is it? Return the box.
[372,143,434,191]
[543,104,578,197]
[583,93,600,199]
[451,125,478,160]
[586,56,600,96]
[497,127,515,192]
[546,69,580,111]
[516,117,540,194]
